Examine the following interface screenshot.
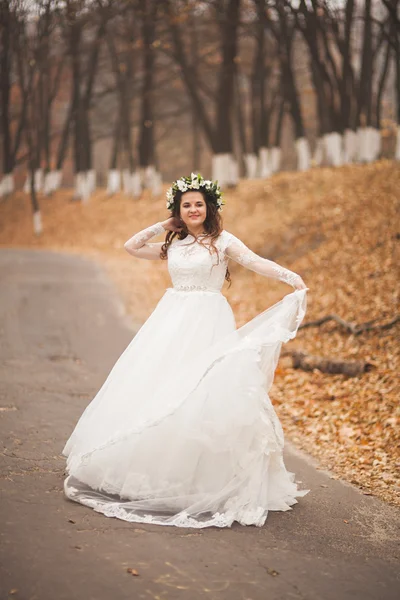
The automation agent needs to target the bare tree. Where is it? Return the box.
[62,0,110,201]
[286,0,395,166]
[382,0,400,159]
[137,0,161,193]
[264,2,311,171]
[165,0,241,186]
[0,0,34,195]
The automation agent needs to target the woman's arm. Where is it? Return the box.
[124,222,165,260]
[225,233,307,290]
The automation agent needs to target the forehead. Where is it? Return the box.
[181,191,205,202]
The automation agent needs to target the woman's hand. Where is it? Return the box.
[293,275,308,291]
[161,217,183,233]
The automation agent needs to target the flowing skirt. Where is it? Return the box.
[63,287,309,528]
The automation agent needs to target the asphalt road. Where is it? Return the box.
[0,248,399,600]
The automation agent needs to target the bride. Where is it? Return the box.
[63,173,310,528]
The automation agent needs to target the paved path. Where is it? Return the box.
[0,248,399,600]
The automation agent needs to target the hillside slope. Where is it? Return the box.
[1,160,399,505]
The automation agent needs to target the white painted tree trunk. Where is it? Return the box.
[357,127,381,163]
[258,147,271,178]
[43,171,63,195]
[365,127,375,162]
[122,169,132,195]
[74,172,84,199]
[244,153,259,178]
[368,127,381,162]
[53,170,62,191]
[132,171,142,197]
[212,153,230,187]
[87,169,96,196]
[295,137,311,171]
[374,128,382,161]
[144,165,156,189]
[74,171,91,202]
[107,169,121,195]
[24,169,43,194]
[35,169,43,191]
[229,156,239,186]
[24,175,30,194]
[81,172,91,204]
[312,137,325,166]
[395,125,400,160]
[270,147,281,173]
[212,153,238,187]
[33,210,43,235]
[0,173,14,197]
[324,132,343,167]
[343,129,358,164]
[356,127,368,162]
[43,172,53,195]
[151,171,163,196]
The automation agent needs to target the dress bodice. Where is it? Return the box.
[167,232,230,292]
[123,222,302,290]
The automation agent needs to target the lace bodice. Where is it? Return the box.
[124,223,303,291]
[167,234,229,292]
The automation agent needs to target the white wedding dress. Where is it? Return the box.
[63,223,309,528]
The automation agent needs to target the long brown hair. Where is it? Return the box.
[160,189,231,285]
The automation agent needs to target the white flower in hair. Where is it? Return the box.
[177,179,187,192]
[166,187,174,209]
[166,173,225,211]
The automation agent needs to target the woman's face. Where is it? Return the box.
[179,191,207,229]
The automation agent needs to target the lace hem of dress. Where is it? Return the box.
[84,502,267,528]
[65,481,308,528]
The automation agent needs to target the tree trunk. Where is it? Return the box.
[0,1,11,174]
[166,0,241,184]
[376,41,391,129]
[290,350,372,377]
[0,1,14,193]
[271,96,284,173]
[214,0,240,154]
[234,70,249,177]
[340,0,354,133]
[138,0,158,171]
[189,14,201,172]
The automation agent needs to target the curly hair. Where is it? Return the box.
[160,189,231,285]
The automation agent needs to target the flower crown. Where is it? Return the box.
[166,173,224,211]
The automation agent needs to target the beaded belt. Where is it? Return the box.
[172,285,220,293]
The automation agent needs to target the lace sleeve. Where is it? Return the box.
[224,232,305,288]
[124,222,165,260]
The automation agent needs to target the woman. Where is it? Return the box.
[63,173,310,528]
